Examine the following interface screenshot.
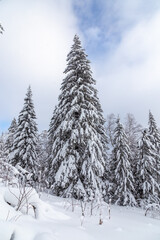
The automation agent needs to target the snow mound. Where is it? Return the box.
[4,187,40,217]
[0,221,15,240]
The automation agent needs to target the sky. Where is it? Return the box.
[1,0,160,132]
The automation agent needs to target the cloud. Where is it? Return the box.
[1,0,160,132]
[74,0,160,58]
[95,9,160,125]
[71,0,160,126]
[0,0,79,131]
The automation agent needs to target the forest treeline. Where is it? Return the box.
[0,35,159,209]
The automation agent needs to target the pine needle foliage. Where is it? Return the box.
[10,86,38,181]
[110,118,136,206]
[48,35,108,200]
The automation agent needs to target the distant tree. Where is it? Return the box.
[148,111,160,152]
[106,113,116,148]
[148,111,160,185]
[47,106,58,186]
[110,118,136,206]
[0,133,7,163]
[48,106,58,155]
[0,133,19,185]
[10,86,38,183]
[136,129,159,205]
[49,35,108,200]
[5,118,17,157]
[124,113,142,156]
[37,130,48,168]
[124,113,142,181]
[36,130,48,190]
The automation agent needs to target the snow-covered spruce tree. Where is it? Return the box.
[148,111,160,151]
[49,35,108,200]
[47,106,58,187]
[36,130,49,190]
[0,133,8,169]
[5,118,17,157]
[136,129,160,205]
[148,111,160,184]
[0,133,19,185]
[110,118,136,206]
[124,113,142,184]
[10,86,38,183]
[148,111,160,148]
[48,106,58,154]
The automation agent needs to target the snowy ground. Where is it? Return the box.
[0,187,160,240]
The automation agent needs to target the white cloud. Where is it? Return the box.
[0,0,79,131]
[1,0,160,132]
[95,10,160,125]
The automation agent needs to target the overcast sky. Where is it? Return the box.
[1,0,160,132]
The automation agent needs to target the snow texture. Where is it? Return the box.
[0,186,159,240]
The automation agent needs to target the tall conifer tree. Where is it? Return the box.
[148,111,160,152]
[10,86,38,181]
[148,111,160,187]
[110,118,136,206]
[48,35,108,200]
[136,129,159,205]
